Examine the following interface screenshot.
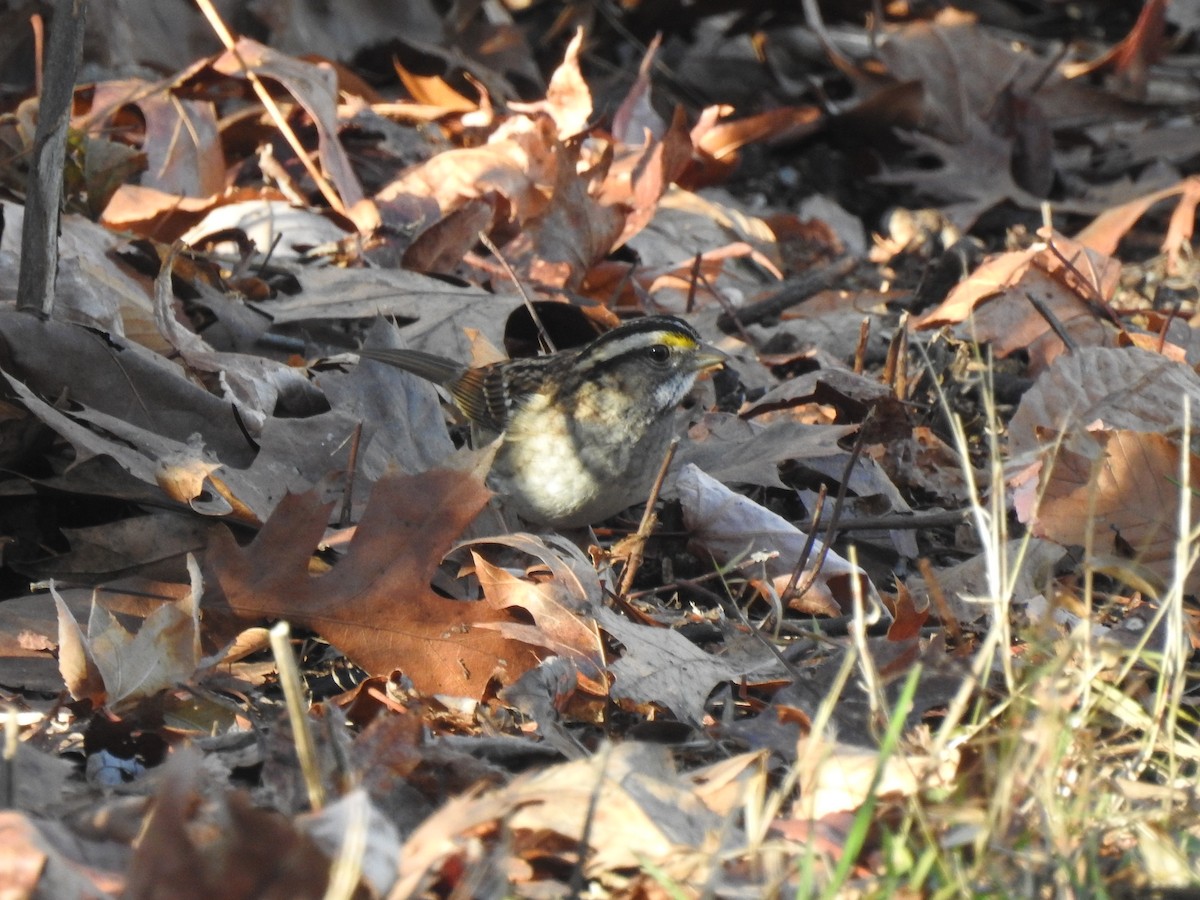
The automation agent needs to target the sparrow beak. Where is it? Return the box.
[692,344,730,375]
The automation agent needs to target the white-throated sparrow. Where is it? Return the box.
[359,315,727,527]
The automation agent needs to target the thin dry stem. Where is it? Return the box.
[269,621,326,811]
[194,0,346,215]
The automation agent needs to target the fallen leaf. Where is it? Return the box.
[1009,345,1200,458]
[55,558,203,709]
[596,606,746,724]
[201,469,545,699]
[1020,430,1200,595]
[914,231,1121,371]
[676,463,879,618]
[125,748,335,900]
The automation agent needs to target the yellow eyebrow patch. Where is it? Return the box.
[655,331,698,349]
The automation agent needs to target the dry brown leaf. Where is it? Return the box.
[55,561,202,710]
[401,194,500,275]
[600,105,695,249]
[178,199,351,260]
[675,415,856,491]
[393,741,735,897]
[873,426,976,506]
[875,16,1049,143]
[101,184,224,242]
[377,114,557,224]
[501,143,625,291]
[470,549,602,676]
[792,734,957,821]
[508,28,591,140]
[903,539,1066,626]
[914,231,1121,371]
[677,463,879,618]
[86,79,224,198]
[151,247,316,432]
[0,200,162,351]
[886,582,929,642]
[201,469,545,698]
[612,35,665,145]
[693,106,824,161]
[394,63,479,112]
[1009,345,1200,458]
[125,748,335,900]
[596,607,745,725]
[0,811,116,897]
[1018,430,1200,595]
[1075,176,1200,258]
[211,38,368,222]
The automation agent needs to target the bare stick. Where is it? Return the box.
[617,437,679,598]
[853,317,870,374]
[716,256,856,332]
[1025,291,1080,354]
[778,483,827,607]
[785,414,873,606]
[477,230,557,354]
[17,0,87,316]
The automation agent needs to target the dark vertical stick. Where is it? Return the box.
[16,0,87,317]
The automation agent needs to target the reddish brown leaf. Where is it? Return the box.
[201,470,542,698]
[885,582,929,642]
[601,105,694,249]
[914,230,1121,371]
[502,144,625,291]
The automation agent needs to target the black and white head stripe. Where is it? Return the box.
[576,316,701,364]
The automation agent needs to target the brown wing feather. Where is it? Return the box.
[360,347,560,435]
[358,347,509,432]
[450,365,508,433]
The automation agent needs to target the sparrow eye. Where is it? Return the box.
[647,344,671,364]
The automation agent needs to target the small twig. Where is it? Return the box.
[477,230,557,354]
[716,256,857,332]
[814,508,970,532]
[785,412,873,605]
[193,0,346,215]
[1025,291,1080,354]
[696,264,759,350]
[607,262,639,311]
[685,251,702,314]
[268,621,326,811]
[255,231,284,278]
[693,574,806,683]
[31,15,43,97]
[1155,293,1181,355]
[853,316,870,374]
[617,438,679,597]
[1042,234,1124,330]
[778,484,827,607]
[893,312,910,399]
[882,320,902,389]
[625,553,781,602]
[338,422,363,528]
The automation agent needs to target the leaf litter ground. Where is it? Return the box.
[0,1,1198,896]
